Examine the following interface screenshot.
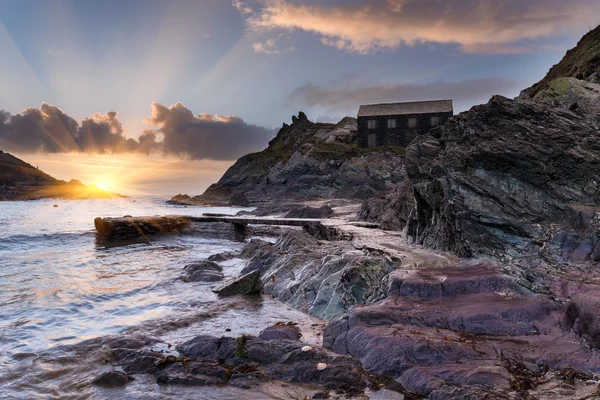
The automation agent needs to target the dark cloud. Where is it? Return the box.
[288,78,523,114]
[0,104,134,154]
[0,102,275,161]
[145,102,276,160]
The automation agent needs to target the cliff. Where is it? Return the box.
[172,113,406,206]
[363,25,600,265]
[0,150,122,200]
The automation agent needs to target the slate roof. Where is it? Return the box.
[358,99,453,117]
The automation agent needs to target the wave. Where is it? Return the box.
[0,231,94,251]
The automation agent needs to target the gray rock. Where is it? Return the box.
[285,205,334,219]
[181,261,224,282]
[92,371,130,388]
[212,270,261,296]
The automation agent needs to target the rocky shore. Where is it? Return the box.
[82,26,600,399]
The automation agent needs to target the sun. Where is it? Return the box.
[94,181,111,191]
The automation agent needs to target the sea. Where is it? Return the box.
[0,197,328,400]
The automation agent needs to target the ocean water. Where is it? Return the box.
[0,197,326,399]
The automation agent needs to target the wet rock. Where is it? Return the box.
[181,261,224,282]
[92,371,130,388]
[212,270,262,296]
[258,323,301,341]
[169,334,379,395]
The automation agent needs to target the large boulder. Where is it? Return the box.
[212,270,262,296]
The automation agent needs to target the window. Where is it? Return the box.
[387,119,397,129]
[367,120,377,129]
[430,116,440,127]
[408,118,417,128]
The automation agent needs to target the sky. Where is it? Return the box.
[1,0,599,195]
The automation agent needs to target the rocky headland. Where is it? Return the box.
[87,26,600,399]
[0,150,123,200]
[169,113,406,206]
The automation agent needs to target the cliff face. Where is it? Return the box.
[0,150,121,200]
[175,113,406,205]
[399,25,600,259]
[405,95,600,257]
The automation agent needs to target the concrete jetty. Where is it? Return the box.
[94,214,325,242]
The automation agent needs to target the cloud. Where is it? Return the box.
[288,78,523,114]
[0,102,275,160]
[145,102,275,160]
[252,33,295,54]
[232,0,253,15]
[240,0,600,54]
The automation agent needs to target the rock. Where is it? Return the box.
[258,323,301,341]
[358,179,414,231]
[323,262,600,396]
[235,230,393,320]
[285,205,334,219]
[92,371,130,388]
[404,94,600,258]
[181,261,224,282]
[565,290,600,349]
[167,113,405,205]
[212,270,262,296]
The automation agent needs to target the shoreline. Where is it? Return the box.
[80,200,600,398]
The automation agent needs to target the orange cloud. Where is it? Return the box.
[242,0,600,54]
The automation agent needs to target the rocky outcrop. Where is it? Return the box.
[224,230,396,320]
[400,25,600,260]
[404,94,600,258]
[102,332,402,397]
[0,150,122,200]
[358,179,414,231]
[170,113,406,205]
[324,262,600,398]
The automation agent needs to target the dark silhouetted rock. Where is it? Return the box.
[92,371,130,388]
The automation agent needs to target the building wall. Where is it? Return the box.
[357,111,453,148]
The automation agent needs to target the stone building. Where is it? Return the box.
[357,99,453,148]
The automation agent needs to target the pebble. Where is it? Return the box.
[317,362,327,370]
[302,346,312,352]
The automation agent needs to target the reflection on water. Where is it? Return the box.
[0,197,327,399]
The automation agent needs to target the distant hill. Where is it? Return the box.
[0,150,123,200]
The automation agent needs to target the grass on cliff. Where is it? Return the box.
[525,24,600,97]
